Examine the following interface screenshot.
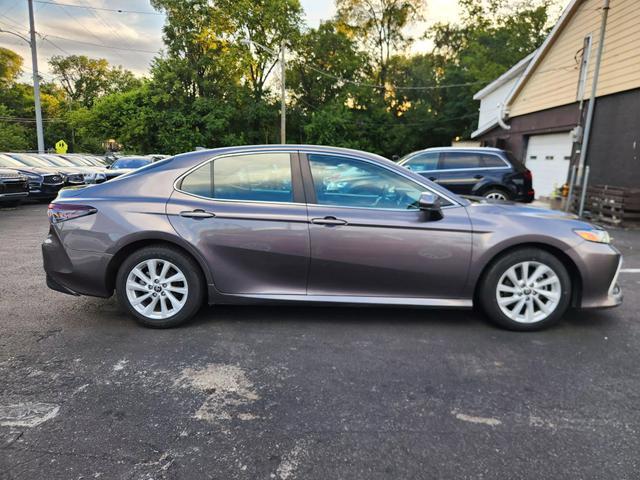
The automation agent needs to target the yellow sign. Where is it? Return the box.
[55,139,68,154]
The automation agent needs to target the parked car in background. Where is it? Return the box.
[104,156,153,180]
[43,145,621,331]
[36,154,108,184]
[0,168,29,207]
[399,147,534,202]
[5,153,86,187]
[0,154,66,201]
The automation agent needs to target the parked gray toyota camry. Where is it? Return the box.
[43,145,622,330]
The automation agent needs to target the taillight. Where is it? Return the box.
[48,203,97,224]
[524,169,532,181]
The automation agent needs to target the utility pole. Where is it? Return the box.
[578,0,610,217]
[27,0,45,153]
[280,40,286,144]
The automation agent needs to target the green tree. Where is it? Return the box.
[0,47,23,84]
[336,0,424,86]
[288,21,366,110]
[49,55,140,107]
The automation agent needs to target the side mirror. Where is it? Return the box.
[418,192,443,220]
[106,164,111,169]
[392,154,399,162]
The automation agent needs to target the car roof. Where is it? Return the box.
[172,144,392,166]
[409,147,505,154]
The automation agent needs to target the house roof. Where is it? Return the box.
[503,0,583,110]
[472,51,536,101]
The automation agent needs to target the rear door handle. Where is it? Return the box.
[180,209,215,219]
[311,216,347,226]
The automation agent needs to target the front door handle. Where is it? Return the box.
[473,174,484,179]
[311,216,347,226]
[428,176,437,181]
[180,209,215,219]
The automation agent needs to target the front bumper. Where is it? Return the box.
[29,182,65,199]
[42,226,113,298]
[568,242,623,309]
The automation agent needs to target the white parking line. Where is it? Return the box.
[620,269,640,273]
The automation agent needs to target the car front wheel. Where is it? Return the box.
[479,248,571,331]
[116,246,204,328]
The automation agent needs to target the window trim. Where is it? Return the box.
[401,151,510,173]
[174,151,306,206]
[299,150,461,210]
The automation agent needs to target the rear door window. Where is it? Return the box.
[480,154,508,168]
[440,152,482,170]
[180,153,294,203]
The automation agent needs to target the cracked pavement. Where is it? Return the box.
[1,203,640,479]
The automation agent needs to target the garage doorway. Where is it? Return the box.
[525,132,572,198]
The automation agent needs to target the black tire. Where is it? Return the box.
[479,248,571,331]
[116,245,204,328]
[482,188,511,201]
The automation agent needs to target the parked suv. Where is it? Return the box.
[399,147,534,202]
[0,168,29,207]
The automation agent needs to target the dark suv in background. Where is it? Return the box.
[399,147,534,202]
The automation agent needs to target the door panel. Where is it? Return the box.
[166,152,310,295]
[302,152,472,299]
[306,205,472,298]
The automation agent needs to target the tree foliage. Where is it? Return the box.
[0,0,559,157]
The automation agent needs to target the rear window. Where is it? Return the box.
[111,157,152,169]
[481,154,507,168]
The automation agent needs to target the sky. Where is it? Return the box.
[0,0,563,83]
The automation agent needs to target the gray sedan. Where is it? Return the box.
[42,145,622,330]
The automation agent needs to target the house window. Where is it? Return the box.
[545,155,554,160]
[529,155,537,160]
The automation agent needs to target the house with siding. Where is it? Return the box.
[471,0,639,199]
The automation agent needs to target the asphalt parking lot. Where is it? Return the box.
[1,203,640,479]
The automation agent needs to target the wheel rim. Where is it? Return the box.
[496,261,561,324]
[485,191,507,201]
[125,259,188,320]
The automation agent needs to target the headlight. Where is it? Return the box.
[22,171,43,181]
[574,228,610,244]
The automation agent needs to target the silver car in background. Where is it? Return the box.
[43,145,622,330]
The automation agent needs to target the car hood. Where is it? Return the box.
[464,197,586,223]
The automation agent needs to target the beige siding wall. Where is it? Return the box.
[509,0,640,117]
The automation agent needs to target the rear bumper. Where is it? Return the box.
[42,227,113,298]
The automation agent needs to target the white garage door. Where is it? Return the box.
[525,132,573,198]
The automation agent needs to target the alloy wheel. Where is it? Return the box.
[495,261,561,324]
[125,259,189,320]
[485,191,507,201]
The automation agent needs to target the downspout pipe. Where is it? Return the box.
[578,0,610,217]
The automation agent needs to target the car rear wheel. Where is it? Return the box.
[116,246,204,328]
[483,189,510,201]
[479,248,571,331]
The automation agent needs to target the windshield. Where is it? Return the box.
[0,155,24,168]
[111,157,152,169]
[5,153,50,167]
[39,155,74,167]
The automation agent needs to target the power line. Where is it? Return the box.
[42,32,159,54]
[296,61,486,91]
[33,1,163,16]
